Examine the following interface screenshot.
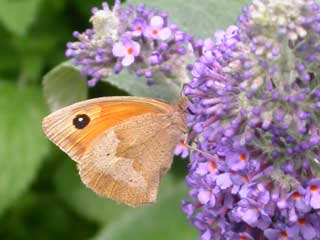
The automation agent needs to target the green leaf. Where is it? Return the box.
[0,28,19,75]
[130,0,250,39]
[45,62,180,102]
[93,178,197,240]
[0,192,98,239]
[106,70,181,101]
[43,62,88,111]
[55,160,131,224]
[0,81,49,216]
[0,0,42,36]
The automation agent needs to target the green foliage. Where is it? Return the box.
[0,191,98,240]
[0,0,253,239]
[107,70,181,101]
[0,81,49,216]
[43,62,88,111]
[0,0,42,36]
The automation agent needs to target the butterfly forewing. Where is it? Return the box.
[42,97,176,161]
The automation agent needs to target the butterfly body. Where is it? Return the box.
[42,96,187,206]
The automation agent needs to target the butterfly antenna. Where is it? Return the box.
[186,143,217,160]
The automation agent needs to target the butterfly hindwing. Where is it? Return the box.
[78,112,184,206]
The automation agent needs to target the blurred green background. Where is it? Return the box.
[0,0,249,239]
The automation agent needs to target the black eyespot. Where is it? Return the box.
[73,114,90,129]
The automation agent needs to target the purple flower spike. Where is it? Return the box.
[66,2,191,86]
[287,219,316,240]
[174,141,189,159]
[144,16,172,40]
[226,151,248,171]
[264,225,293,240]
[306,179,320,209]
[112,39,140,66]
[216,173,232,189]
[183,0,320,239]
[200,229,212,240]
[149,51,162,65]
[131,18,146,37]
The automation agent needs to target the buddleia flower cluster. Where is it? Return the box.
[183,0,320,239]
[66,1,191,86]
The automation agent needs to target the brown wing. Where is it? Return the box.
[42,96,176,161]
[78,112,185,206]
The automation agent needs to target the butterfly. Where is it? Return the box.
[42,96,187,207]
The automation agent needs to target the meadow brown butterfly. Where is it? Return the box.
[42,96,187,206]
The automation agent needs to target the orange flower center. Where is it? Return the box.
[127,48,133,55]
[310,185,318,192]
[240,237,248,240]
[292,192,301,200]
[210,162,217,170]
[152,29,158,35]
[239,153,247,161]
[136,26,142,31]
[243,175,249,183]
[179,139,187,148]
[280,231,288,238]
[298,219,306,225]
